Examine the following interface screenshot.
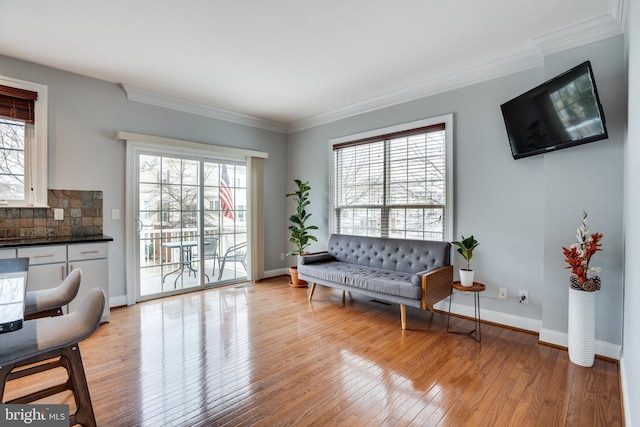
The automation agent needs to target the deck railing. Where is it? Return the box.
[139,226,246,269]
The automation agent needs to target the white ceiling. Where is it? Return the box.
[0,1,624,132]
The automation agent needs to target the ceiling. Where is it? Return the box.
[0,1,624,132]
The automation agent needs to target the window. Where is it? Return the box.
[0,118,26,201]
[0,77,47,207]
[331,115,453,241]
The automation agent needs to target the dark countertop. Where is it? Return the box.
[0,235,114,248]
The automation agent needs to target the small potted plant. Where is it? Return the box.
[286,179,318,288]
[452,235,479,287]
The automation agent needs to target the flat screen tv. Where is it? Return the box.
[501,61,608,160]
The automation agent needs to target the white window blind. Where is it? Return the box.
[332,123,448,241]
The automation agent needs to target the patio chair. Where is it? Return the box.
[201,236,219,282]
[218,241,247,280]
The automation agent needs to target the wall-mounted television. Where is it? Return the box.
[500,61,608,160]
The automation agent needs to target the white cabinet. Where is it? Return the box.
[68,243,109,321]
[25,263,68,292]
[18,245,68,293]
[0,248,16,259]
[14,241,110,322]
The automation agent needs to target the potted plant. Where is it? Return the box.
[286,179,318,288]
[562,211,603,367]
[452,235,479,287]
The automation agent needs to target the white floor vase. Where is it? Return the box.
[568,288,596,367]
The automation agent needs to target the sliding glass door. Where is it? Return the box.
[136,152,247,300]
[202,161,248,286]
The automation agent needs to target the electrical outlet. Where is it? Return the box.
[499,288,508,300]
[519,290,529,304]
[280,253,285,261]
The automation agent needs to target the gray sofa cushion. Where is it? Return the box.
[298,261,422,300]
[327,234,450,273]
[410,270,431,286]
[298,252,334,264]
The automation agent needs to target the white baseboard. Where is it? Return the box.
[620,354,632,426]
[434,299,542,333]
[539,328,622,360]
[262,268,289,279]
[435,298,621,360]
[110,295,128,308]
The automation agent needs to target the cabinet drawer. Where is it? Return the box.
[68,242,108,261]
[18,245,67,265]
[0,248,16,259]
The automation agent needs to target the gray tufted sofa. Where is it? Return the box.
[298,234,453,329]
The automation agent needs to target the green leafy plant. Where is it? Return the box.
[286,179,318,257]
[452,235,480,271]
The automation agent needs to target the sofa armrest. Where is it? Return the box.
[299,252,334,265]
[420,265,453,310]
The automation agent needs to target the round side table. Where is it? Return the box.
[447,281,486,342]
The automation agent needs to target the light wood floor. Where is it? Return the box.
[5,276,623,426]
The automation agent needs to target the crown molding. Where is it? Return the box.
[531,11,624,56]
[287,3,626,134]
[121,3,626,136]
[286,47,543,133]
[122,84,288,134]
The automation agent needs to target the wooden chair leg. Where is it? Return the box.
[0,363,15,402]
[61,345,97,427]
[308,283,316,301]
[1,345,97,427]
[400,304,407,330]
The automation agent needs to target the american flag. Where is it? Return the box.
[220,164,235,220]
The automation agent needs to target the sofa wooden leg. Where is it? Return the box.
[400,304,407,330]
[308,283,316,301]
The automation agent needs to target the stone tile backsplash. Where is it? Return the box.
[0,189,103,240]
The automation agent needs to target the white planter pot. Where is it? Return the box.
[568,288,596,367]
[459,269,474,287]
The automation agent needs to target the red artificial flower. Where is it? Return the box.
[562,213,603,284]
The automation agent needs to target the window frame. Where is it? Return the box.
[329,114,454,242]
[0,76,48,207]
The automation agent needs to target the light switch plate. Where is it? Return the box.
[111,208,120,220]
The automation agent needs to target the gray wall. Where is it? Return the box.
[540,38,626,345]
[287,36,626,348]
[0,54,289,300]
[623,0,639,424]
